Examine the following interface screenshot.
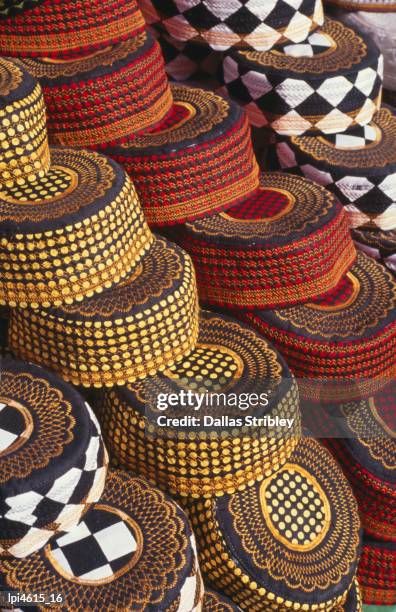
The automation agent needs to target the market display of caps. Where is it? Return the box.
[97,311,301,498]
[8,237,199,388]
[271,107,396,231]
[0,0,145,58]
[0,57,154,309]
[15,32,173,147]
[357,538,396,606]
[184,436,361,611]
[0,356,108,558]
[239,252,396,401]
[0,470,204,611]
[139,0,324,51]
[175,172,355,309]
[104,85,259,225]
[221,18,383,135]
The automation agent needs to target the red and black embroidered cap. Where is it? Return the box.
[176,172,355,308]
[0,0,145,59]
[16,32,173,148]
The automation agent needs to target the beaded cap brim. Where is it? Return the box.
[97,310,301,498]
[272,106,396,231]
[0,147,153,308]
[17,33,173,147]
[221,18,383,135]
[140,0,324,51]
[9,237,199,387]
[104,84,259,225]
[185,436,361,611]
[0,470,204,610]
[0,0,146,58]
[0,356,108,558]
[240,252,396,401]
[176,171,355,308]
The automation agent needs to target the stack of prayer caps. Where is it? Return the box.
[174,172,355,308]
[8,238,199,388]
[97,311,301,498]
[220,18,383,135]
[203,590,243,611]
[0,57,153,309]
[0,356,108,558]
[139,0,324,51]
[358,538,395,606]
[103,85,259,225]
[239,252,396,401]
[0,0,145,58]
[0,470,204,611]
[271,106,396,233]
[15,32,173,147]
[303,381,396,542]
[186,436,361,611]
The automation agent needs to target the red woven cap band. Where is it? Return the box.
[0,0,146,58]
[176,172,355,308]
[103,85,260,225]
[358,540,396,606]
[17,33,173,147]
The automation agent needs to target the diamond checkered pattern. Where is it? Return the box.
[139,0,324,51]
[49,507,139,581]
[273,141,396,229]
[281,30,333,57]
[324,123,378,149]
[222,53,383,134]
[0,403,108,558]
[151,28,221,81]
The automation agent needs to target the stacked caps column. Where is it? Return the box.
[0,15,206,611]
[140,1,395,608]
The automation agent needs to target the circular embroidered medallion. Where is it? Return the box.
[186,437,360,610]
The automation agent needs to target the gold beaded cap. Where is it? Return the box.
[0,57,50,187]
[8,237,199,387]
